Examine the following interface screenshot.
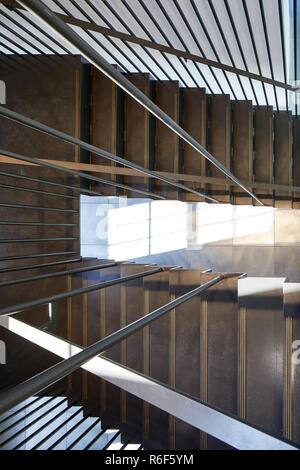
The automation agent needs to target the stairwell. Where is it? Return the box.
[0,53,299,450]
[0,394,141,450]
[0,256,299,450]
[90,67,300,208]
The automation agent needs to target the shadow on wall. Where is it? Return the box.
[80,196,300,280]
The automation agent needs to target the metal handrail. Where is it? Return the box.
[0,169,105,198]
[0,201,77,213]
[0,221,76,227]
[0,251,77,262]
[1,312,298,450]
[0,262,117,288]
[0,182,76,199]
[0,237,78,243]
[0,258,81,274]
[0,267,163,317]
[16,0,263,206]
[0,118,217,203]
[0,275,224,414]
[0,149,165,201]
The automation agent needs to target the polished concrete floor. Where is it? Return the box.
[81,196,300,281]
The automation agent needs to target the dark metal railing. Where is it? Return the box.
[0,251,77,262]
[0,118,216,203]
[0,221,77,227]
[0,262,117,288]
[0,267,163,317]
[0,275,224,414]
[0,237,77,243]
[1,310,298,450]
[0,0,298,452]
[0,148,165,201]
[0,201,77,213]
[0,258,81,274]
[0,169,105,197]
[0,181,76,199]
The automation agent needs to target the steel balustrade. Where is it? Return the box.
[0,267,163,317]
[1,312,298,450]
[0,275,224,414]
[0,120,216,203]
[0,258,82,274]
[0,238,77,243]
[0,182,76,199]
[1,272,298,450]
[0,169,105,197]
[0,202,77,213]
[0,251,77,262]
[0,221,77,227]
[0,149,165,201]
[0,262,117,288]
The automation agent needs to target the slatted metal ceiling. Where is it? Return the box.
[0,0,299,113]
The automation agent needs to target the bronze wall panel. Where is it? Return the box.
[207,95,231,203]
[144,270,170,449]
[155,81,180,200]
[232,101,253,205]
[254,106,273,206]
[239,278,285,436]
[183,88,206,202]
[274,111,292,207]
[124,73,151,197]
[171,269,202,449]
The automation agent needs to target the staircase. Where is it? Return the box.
[0,394,141,450]
[1,257,299,450]
[0,54,300,450]
[89,67,300,208]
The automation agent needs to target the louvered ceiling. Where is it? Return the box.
[0,0,299,113]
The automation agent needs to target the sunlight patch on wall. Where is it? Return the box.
[106,200,188,260]
[81,196,279,261]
